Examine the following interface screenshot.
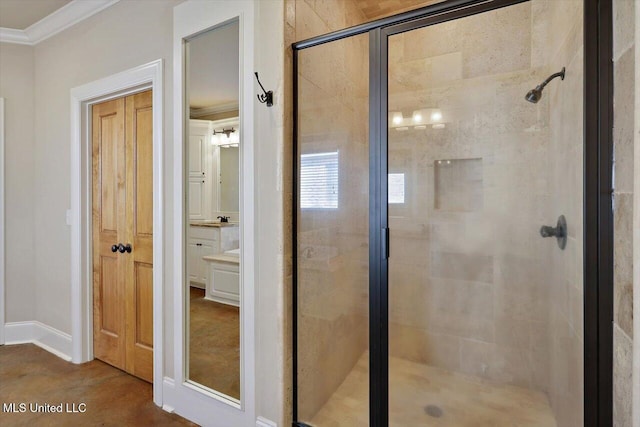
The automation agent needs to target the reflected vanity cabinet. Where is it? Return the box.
[187,225,220,287]
[188,120,213,220]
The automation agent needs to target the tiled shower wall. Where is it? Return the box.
[290,0,371,420]
[612,1,635,426]
[387,0,554,392]
[542,1,585,425]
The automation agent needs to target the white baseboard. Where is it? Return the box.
[4,321,72,361]
[256,417,277,427]
[162,377,176,413]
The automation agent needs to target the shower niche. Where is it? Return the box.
[433,158,483,211]
[292,0,606,426]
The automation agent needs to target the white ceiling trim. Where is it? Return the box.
[0,0,120,46]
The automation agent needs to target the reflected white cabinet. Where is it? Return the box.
[204,256,239,306]
[188,120,212,220]
[187,240,215,286]
[187,225,220,287]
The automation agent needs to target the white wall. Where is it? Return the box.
[0,43,36,323]
[254,0,287,424]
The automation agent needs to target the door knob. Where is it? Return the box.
[111,244,118,253]
[118,243,132,253]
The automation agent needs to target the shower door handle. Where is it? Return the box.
[382,227,389,259]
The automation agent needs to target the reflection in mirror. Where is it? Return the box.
[185,18,241,402]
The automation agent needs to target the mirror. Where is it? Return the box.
[184,18,241,402]
[219,145,239,212]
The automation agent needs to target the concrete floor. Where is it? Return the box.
[0,344,194,426]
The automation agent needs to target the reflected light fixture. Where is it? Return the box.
[212,127,239,146]
[392,112,404,125]
[412,111,423,123]
[430,110,443,122]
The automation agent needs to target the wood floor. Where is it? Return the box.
[310,352,558,427]
[0,344,194,426]
[188,287,240,399]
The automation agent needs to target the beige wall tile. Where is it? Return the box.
[614,47,635,193]
[430,252,493,283]
[389,323,461,372]
[613,0,636,60]
[461,2,531,79]
[401,19,462,62]
[615,193,634,337]
[613,325,634,427]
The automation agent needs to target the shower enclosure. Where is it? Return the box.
[293,0,612,426]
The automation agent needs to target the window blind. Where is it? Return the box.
[300,151,339,209]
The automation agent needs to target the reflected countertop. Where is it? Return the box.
[190,221,238,228]
[203,254,240,264]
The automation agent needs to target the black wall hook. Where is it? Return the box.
[254,72,273,107]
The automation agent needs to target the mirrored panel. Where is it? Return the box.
[185,18,241,401]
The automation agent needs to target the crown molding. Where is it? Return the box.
[0,27,30,45]
[190,102,239,118]
[0,0,120,46]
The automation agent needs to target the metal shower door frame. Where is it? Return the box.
[292,0,613,425]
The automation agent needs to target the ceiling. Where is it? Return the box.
[188,20,239,111]
[352,0,443,20]
[0,0,72,29]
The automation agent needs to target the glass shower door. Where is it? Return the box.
[295,33,370,426]
[386,1,584,426]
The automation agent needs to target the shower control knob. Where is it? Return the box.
[540,225,560,238]
[540,215,567,250]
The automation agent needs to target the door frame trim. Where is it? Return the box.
[292,0,613,425]
[69,59,164,406]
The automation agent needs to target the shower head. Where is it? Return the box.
[525,87,543,103]
[525,67,566,103]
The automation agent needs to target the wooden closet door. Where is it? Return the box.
[92,90,153,383]
[124,90,154,382]
[92,97,127,369]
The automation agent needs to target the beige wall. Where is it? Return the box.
[613,1,635,426]
[0,43,36,323]
[31,0,181,375]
